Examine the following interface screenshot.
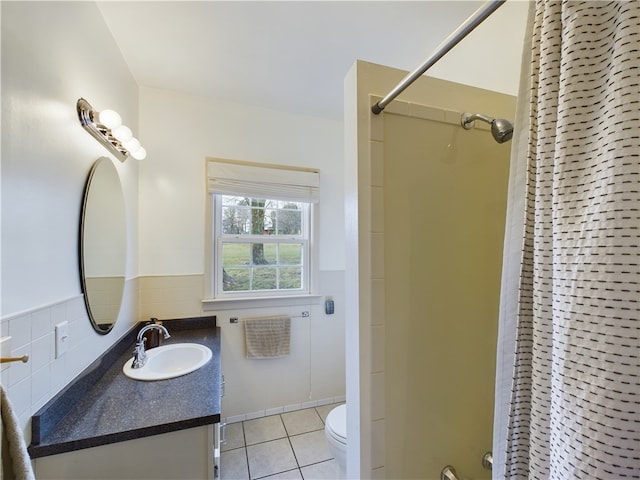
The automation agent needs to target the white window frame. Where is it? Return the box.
[203,158,320,309]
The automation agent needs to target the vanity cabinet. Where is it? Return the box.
[34,424,217,480]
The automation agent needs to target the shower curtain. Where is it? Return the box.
[494,2,640,479]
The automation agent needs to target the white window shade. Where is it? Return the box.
[207,158,320,203]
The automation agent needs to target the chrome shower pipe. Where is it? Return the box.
[461,112,494,127]
[461,112,514,144]
[371,0,506,115]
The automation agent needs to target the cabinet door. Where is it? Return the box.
[34,426,214,479]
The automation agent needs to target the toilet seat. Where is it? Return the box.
[325,404,346,444]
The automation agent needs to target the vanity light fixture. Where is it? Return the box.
[77,98,147,161]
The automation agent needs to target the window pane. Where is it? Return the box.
[222,196,303,238]
[223,243,250,266]
[223,268,249,291]
[276,204,302,235]
[222,204,250,234]
[280,267,302,289]
[280,244,302,265]
[216,194,309,296]
[251,243,269,265]
[254,267,277,290]
[262,243,277,264]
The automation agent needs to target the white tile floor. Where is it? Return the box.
[221,403,343,479]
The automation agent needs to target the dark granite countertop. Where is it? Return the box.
[28,316,221,458]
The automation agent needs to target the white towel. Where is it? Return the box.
[1,385,35,480]
[244,316,291,359]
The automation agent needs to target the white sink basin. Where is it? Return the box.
[123,343,212,381]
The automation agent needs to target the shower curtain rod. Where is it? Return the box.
[371,0,506,115]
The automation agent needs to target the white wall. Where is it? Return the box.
[0,1,140,439]
[138,86,345,275]
[137,87,346,416]
[426,0,530,97]
[1,3,140,313]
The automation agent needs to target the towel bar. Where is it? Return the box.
[0,354,29,364]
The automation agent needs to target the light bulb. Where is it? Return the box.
[112,125,133,143]
[98,109,122,129]
[130,147,147,160]
[123,138,141,152]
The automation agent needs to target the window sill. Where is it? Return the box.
[202,294,323,311]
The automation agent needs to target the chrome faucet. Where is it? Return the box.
[131,324,171,369]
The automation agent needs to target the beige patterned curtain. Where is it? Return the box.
[497,1,640,478]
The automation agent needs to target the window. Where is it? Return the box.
[216,195,309,295]
[206,158,319,300]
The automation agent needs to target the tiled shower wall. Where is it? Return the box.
[363,94,499,479]
[368,99,387,479]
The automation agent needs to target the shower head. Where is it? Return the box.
[461,112,513,144]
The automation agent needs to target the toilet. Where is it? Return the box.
[324,404,347,479]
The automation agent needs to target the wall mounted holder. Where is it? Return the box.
[77,97,146,162]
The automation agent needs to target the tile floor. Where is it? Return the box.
[220,403,343,479]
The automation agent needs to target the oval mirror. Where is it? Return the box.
[80,157,127,334]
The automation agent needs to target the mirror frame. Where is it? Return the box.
[80,157,127,334]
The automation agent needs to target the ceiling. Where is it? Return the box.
[97,1,529,119]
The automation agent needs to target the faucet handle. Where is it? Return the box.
[131,348,141,368]
[131,339,148,369]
